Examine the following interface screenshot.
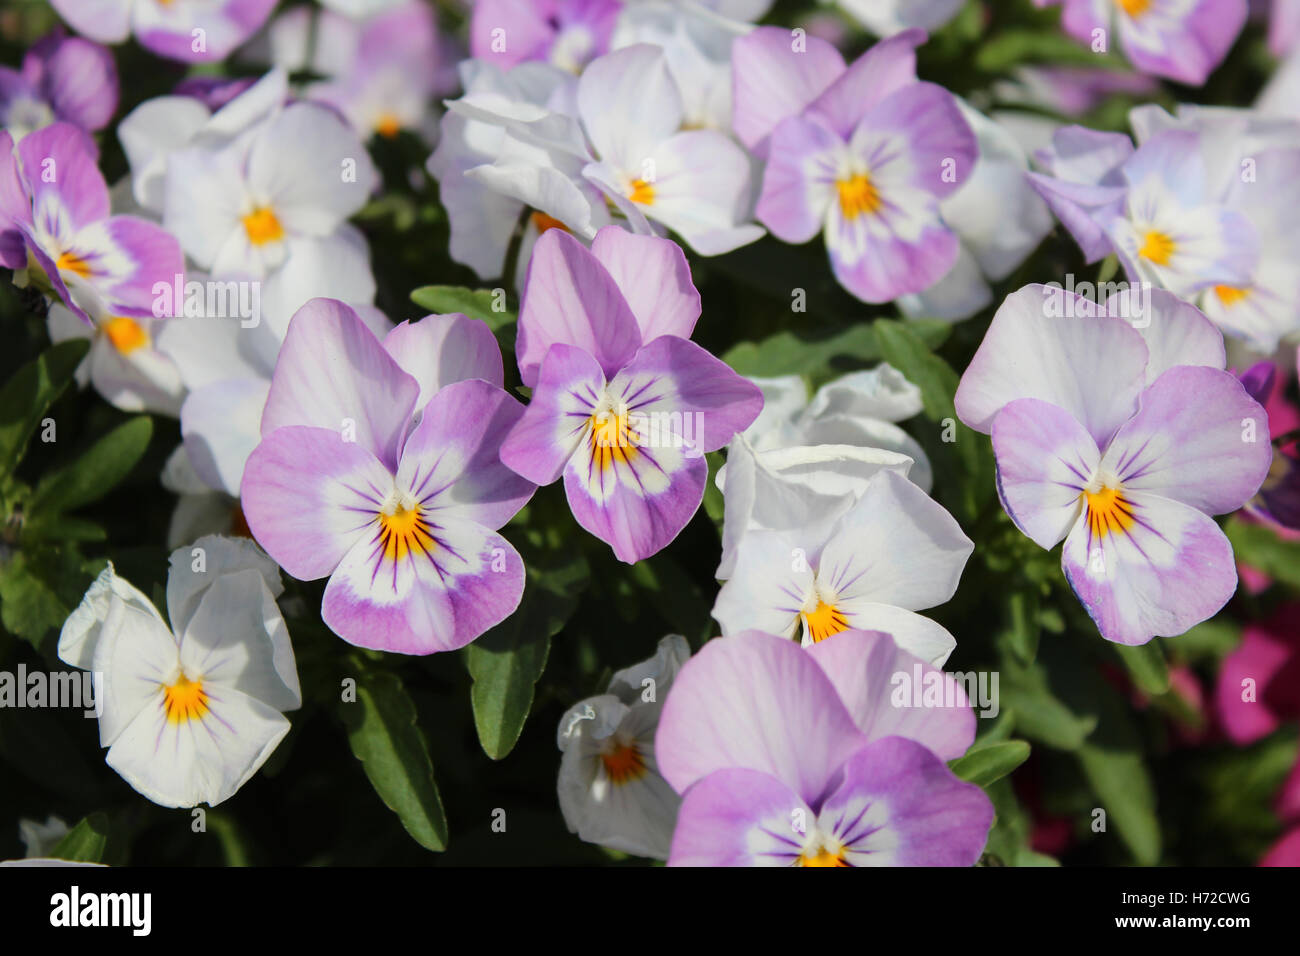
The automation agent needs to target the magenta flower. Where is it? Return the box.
[470,0,621,73]
[1032,0,1247,85]
[656,630,992,866]
[500,227,763,563]
[955,286,1272,646]
[1214,602,1300,745]
[732,27,976,303]
[241,299,537,655]
[0,123,182,324]
[50,0,277,63]
[0,33,118,140]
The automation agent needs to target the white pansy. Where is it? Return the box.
[557,635,689,859]
[713,470,969,666]
[58,538,301,809]
[46,304,185,416]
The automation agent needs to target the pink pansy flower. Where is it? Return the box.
[1214,602,1300,745]
[733,27,978,303]
[0,123,182,324]
[656,630,992,867]
[0,32,118,141]
[955,286,1272,646]
[241,299,537,655]
[50,0,277,63]
[500,227,763,563]
[1032,0,1248,86]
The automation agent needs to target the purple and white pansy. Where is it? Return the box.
[956,285,1272,646]
[0,32,119,141]
[734,27,978,303]
[241,298,537,655]
[656,629,993,867]
[500,226,763,563]
[0,122,183,324]
[50,0,277,64]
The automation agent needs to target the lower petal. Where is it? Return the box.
[321,514,524,654]
[1062,490,1239,645]
[667,768,811,867]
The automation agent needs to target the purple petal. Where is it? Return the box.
[667,768,809,867]
[1062,490,1239,645]
[730,25,845,157]
[516,228,642,388]
[396,378,537,531]
[17,122,107,237]
[240,425,395,582]
[383,313,504,413]
[590,226,700,342]
[991,397,1100,549]
[500,343,606,486]
[321,514,525,655]
[819,738,993,866]
[805,630,976,761]
[955,284,1149,446]
[656,631,868,804]
[756,114,841,244]
[1117,0,1247,86]
[36,35,119,132]
[806,29,925,140]
[1100,366,1272,515]
[614,336,764,454]
[261,298,420,471]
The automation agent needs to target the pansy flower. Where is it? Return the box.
[58,536,300,808]
[557,635,690,860]
[734,27,977,303]
[50,0,278,64]
[447,43,764,256]
[656,630,991,867]
[0,123,183,323]
[0,32,118,141]
[500,227,763,563]
[241,298,536,654]
[164,101,377,279]
[713,469,970,666]
[955,285,1272,645]
[471,0,621,73]
[1032,0,1247,86]
[47,302,184,416]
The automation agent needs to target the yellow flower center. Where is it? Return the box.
[627,178,655,205]
[1116,0,1151,17]
[802,599,849,643]
[836,173,882,220]
[56,250,93,279]
[242,206,284,246]
[1081,485,1136,539]
[600,740,648,786]
[163,674,208,724]
[1214,285,1249,307]
[377,503,436,562]
[589,405,639,471]
[1137,230,1176,266]
[796,845,848,867]
[375,113,401,138]
[102,316,149,354]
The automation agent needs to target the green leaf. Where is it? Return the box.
[1224,518,1300,589]
[51,813,110,864]
[723,320,949,383]
[339,666,448,853]
[975,30,1116,72]
[0,339,89,477]
[1004,589,1040,665]
[466,549,588,759]
[998,662,1097,750]
[410,285,514,330]
[1115,640,1170,696]
[0,546,89,647]
[29,416,152,516]
[951,740,1032,788]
